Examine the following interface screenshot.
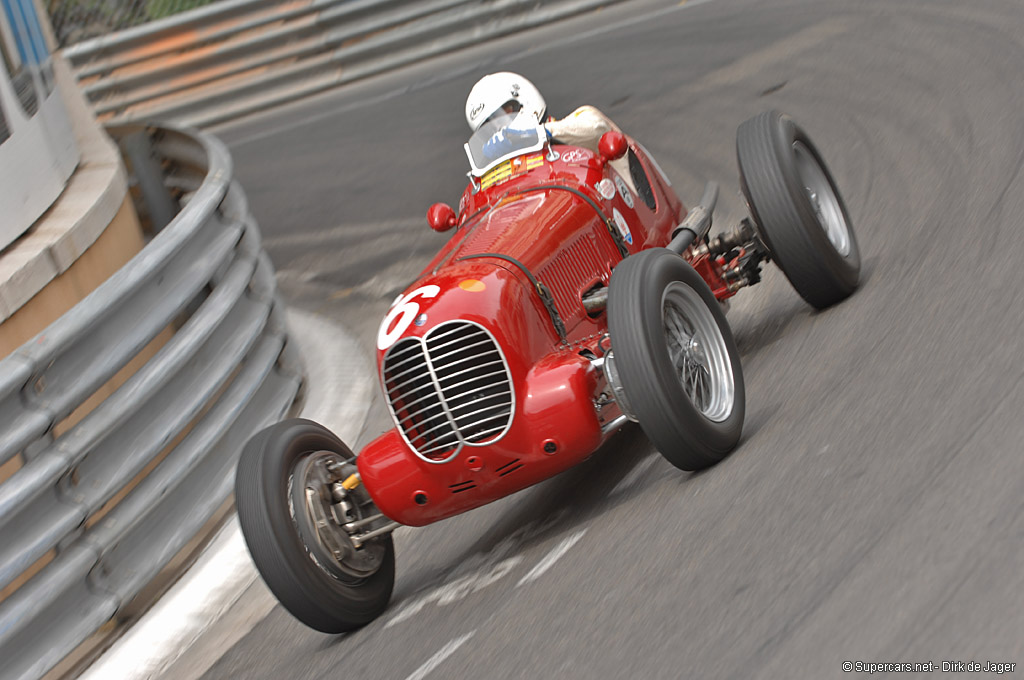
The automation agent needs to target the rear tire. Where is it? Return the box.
[608,249,745,471]
[736,110,860,309]
[235,418,395,633]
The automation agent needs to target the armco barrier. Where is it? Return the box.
[51,0,218,46]
[0,123,302,680]
[64,0,625,128]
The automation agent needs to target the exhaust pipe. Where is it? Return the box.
[667,181,718,254]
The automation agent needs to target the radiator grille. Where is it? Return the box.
[382,321,514,463]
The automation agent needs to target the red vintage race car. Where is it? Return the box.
[235,110,860,633]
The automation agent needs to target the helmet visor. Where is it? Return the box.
[482,99,523,127]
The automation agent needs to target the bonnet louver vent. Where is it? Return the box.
[496,459,524,477]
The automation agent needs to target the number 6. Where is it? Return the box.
[377,285,441,350]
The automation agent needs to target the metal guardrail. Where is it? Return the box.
[63,0,625,128]
[49,0,218,47]
[0,123,302,680]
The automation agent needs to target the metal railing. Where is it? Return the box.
[0,123,302,680]
[63,0,625,128]
[48,0,218,46]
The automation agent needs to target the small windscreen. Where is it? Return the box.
[464,112,546,176]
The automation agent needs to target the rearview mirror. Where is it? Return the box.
[598,131,628,162]
[427,203,457,232]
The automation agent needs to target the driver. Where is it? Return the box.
[465,72,635,189]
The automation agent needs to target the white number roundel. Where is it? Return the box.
[377,285,441,350]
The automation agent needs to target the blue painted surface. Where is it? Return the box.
[1,0,48,65]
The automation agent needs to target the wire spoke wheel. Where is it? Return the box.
[608,249,745,471]
[662,282,734,422]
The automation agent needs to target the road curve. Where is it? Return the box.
[203,0,1024,677]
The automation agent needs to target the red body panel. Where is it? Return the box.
[359,351,602,525]
[357,140,724,526]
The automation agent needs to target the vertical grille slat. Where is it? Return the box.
[382,321,514,462]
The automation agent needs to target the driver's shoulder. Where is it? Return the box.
[548,105,618,132]
[568,104,604,117]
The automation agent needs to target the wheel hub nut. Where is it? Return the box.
[687,338,706,364]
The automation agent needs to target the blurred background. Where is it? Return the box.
[49,0,216,46]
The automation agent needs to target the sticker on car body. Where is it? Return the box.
[377,285,441,350]
[560,148,589,164]
[480,154,544,190]
[596,178,616,200]
[459,279,486,292]
[615,175,634,209]
[612,207,633,245]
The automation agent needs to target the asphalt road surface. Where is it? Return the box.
[202,0,1024,677]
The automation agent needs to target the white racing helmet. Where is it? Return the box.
[465,72,546,131]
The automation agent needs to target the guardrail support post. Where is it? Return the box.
[120,129,178,234]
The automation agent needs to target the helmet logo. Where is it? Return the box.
[470,102,485,120]
[511,84,520,97]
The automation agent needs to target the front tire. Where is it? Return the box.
[736,110,860,309]
[235,418,395,633]
[608,250,745,471]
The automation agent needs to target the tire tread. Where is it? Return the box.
[737,111,860,309]
[235,419,395,633]
[608,250,745,471]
